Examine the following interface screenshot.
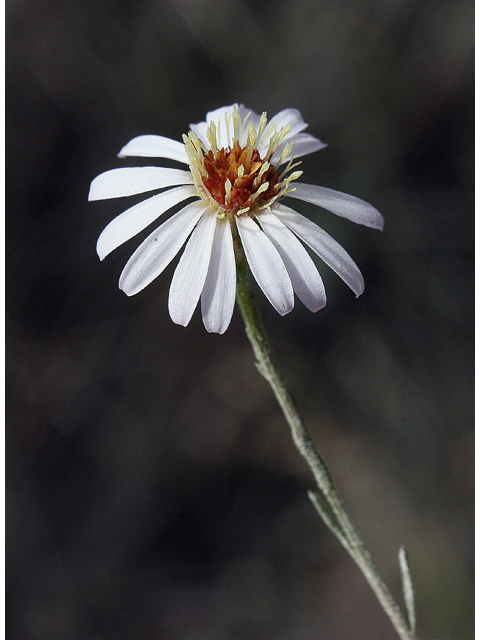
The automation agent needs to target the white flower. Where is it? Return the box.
[89,104,384,334]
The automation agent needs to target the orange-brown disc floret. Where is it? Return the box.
[201,140,279,215]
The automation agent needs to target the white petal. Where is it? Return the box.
[236,215,294,316]
[257,211,326,312]
[119,201,205,296]
[201,219,236,334]
[204,105,237,148]
[96,185,197,260]
[204,104,239,124]
[271,133,327,165]
[287,182,384,230]
[118,135,189,164]
[88,167,193,201]
[191,105,239,148]
[273,203,365,297]
[190,104,262,149]
[168,212,218,327]
[206,104,261,128]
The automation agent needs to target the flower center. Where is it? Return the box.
[183,107,303,219]
[202,140,280,215]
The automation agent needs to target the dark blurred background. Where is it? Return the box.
[6,0,474,638]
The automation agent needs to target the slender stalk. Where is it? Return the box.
[233,228,415,640]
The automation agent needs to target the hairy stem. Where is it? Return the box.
[233,227,415,640]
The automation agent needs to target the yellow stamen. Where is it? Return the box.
[225,178,232,205]
[275,142,293,169]
[253,161,271,189]
[278,159,302,181]
[264,122,292,161]
[248,182,270,205]
[257,112,268,140]
[245,121,257,166]
[232,108,240,141]
[286,170,303,182]
[207,122,218,154]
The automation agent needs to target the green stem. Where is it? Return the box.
[233,229,415,640]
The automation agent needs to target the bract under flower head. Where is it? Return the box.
[89,104,384,333]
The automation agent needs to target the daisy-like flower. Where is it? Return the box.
[89,104,383,333]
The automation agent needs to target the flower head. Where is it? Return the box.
[89,104,384,333]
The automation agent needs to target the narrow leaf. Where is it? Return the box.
[308,491,349,550]
[398,546,416,635]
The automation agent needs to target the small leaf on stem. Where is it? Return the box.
[399,546,416,635]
